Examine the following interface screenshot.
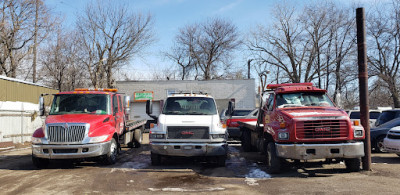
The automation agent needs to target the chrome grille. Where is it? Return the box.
[296,120,348,139]
[167,126,209,139]
[47,124,87,143]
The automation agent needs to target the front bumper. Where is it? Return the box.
[150,142,228,157]
[383,138,400,154]
[32,141,111,159]
[276,142,365,160]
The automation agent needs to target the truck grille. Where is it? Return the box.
[47,124,87,143]
[296,120,348,139]
[167,126,209,139]
[387,132,400,139]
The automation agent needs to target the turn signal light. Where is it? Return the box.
[280,123,286,129]
[354,120,360,126]
[222,123,227,128]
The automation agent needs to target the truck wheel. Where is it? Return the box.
[102,138,118,165]
[216,155,226,167]
[133,129,142,148]
[151,152,161,166]
[374,136,386,153]
[266,142,282,174]
[32,155,49,168]
[242,130,252,152]
[345,158,361,172]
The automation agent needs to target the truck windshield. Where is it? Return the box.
[49,94,110,115]
[163,97,217,115]
[276,92,334,108]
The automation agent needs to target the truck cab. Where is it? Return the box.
[146,93,227,166]
[31,88,136,168]
[239,83,365,173]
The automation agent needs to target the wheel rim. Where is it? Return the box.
[377,139,384,152]
[110,140,117,160]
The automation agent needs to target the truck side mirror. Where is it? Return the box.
[227,101,235,116]
[146,100,153,115]
[39,96,45,116]
[124,96,130,111]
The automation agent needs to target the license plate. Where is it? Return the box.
[183,146,192,150]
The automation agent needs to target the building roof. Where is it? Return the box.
[0,75,54,89]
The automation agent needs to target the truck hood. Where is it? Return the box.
[158,114,224,134]
[45,114,110,130]
[280,107,347,118]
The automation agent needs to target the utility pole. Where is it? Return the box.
[32,0,39,83]
[356,7,371,171]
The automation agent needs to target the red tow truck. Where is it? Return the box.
[236,83,365,173]
[31,88,146,168]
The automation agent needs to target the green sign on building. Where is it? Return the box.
[134,91,154,102]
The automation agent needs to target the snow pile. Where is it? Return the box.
[245,167,271,178]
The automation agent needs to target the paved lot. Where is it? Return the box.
[1,135,400,194]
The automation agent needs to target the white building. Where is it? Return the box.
[117,79,256,122]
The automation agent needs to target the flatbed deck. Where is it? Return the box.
[237,121,263,131]
[126,119,147,131]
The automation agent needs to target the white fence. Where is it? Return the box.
[0,101,44,143]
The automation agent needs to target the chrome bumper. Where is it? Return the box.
[150,142,228,157]
[276,142,365,160]
[32,141,111,159]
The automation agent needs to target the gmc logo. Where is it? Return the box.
[181,131,194,135]
[315,127,331,132]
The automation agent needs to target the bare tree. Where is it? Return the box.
[40,28,85,91]
[76,0,153,88]
[165,25,197,80]
[0,0,53,79]
[167,17,241,80]
[368,1,400,108]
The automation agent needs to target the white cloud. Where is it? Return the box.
[216,0,243,14]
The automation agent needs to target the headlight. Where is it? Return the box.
[211,134,226,139]
[354,129,364,138]
[278,132,289,140]
[149,133,165,139]
[88,135,109,143]
[32,137,43,144]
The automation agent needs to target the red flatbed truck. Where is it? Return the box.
[31,88,146,168]
[236,83,365,173]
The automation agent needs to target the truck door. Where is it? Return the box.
[112,95,124,135]
[264,93,275,134]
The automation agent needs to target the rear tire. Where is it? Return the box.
[345,158,361,172]
[102,138,118,165]
[32,155,49,169]
[151,152,161,166]
[242,129,252,152]
[266,142,282,174]
[133,129,142,148]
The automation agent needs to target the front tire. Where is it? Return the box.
[242,129,252,152]
[216,155,226,167]
[151,152,161,166]
[102,138,118,165]
[345,158,361,172]
[374,136,386,153]
[32,155,49,168]
[266,142,282,174]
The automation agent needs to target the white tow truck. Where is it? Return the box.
[146,92,228,166]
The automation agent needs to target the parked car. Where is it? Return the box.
[348,110,382,128]
[226,108,257,139]
[371,118,400,152]
[375,109,400,127]
[383,126,400,156]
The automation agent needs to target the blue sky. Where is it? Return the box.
[45,0,385,80]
